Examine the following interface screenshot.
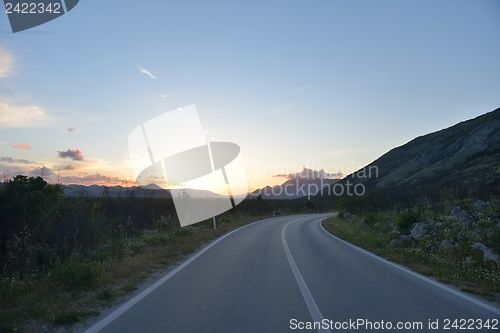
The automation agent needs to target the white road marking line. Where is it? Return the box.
[83,215,287,333]
[282,218,331,333]
[318,219,500,316]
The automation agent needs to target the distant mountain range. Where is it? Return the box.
[250,177,339,199]
[62,184,225,199]
[318,107,500,199]
[62,177,339,200]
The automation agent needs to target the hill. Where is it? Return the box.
[62,184,226,199]
[320,107,500,200]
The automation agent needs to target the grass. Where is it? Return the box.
[0,213,274,333]
[322,212,500,301]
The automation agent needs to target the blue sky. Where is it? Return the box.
[1,0,499,190]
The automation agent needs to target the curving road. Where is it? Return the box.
[83,214,500,333]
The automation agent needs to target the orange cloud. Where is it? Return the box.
[12,143,31,150]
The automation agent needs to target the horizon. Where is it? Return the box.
[0,165,344,195]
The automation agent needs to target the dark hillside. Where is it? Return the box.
[321,107,500,200]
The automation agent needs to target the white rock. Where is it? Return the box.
[471,242,499,262]
[410,222,426,240]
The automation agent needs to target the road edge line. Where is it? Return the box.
[83,215,285,333]
[318,219,500,316]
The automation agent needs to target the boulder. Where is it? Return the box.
[342,211,352,219]
[389,239,402,247]
[450,206,466,219]
[473,199,486,209]
[425,218,437,228]
[410,222,426,240]
[471,243,499,262]
[462,216,475,230]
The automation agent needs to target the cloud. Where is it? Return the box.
[0,48,14,78]
[60,173,123,185]
[0,101,52,128]
[138,66,156,79]
[30,166,53,177]
[67,127,76,132]
[62,164,74,170]
[273,166,342,179]
[0,156,36,164]
[57,149,84,161]
[12,143,31,150]
[161,94,168,98]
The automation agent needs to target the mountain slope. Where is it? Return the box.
[327,107,500,197]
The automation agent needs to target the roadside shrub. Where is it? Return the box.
[141,229,169,246]
[488,227,500,254]
[396,211,419,234]
[120,238,146,257]
[152,215,176,231]
[0,176,63,276]
[172,226,195,237]
[52,256,100,289]
[363,213,378,226]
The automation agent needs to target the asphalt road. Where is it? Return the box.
[83,214,500,333]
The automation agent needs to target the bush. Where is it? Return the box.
[141,230,169,246]
[488,227,500,254]
[172,226,195,237]
[364,213,378,226]
[120,238,146,257]
[396,211,419,233]
[52,256,100,289]
[0,176,63,273]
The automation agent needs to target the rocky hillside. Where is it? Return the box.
[335,107,500,197]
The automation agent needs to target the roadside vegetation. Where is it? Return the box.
[322,189,500,302]
[0,176,319,333]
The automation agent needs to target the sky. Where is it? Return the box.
[1,0,499,193]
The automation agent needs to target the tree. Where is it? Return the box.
[0,175,64,262]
